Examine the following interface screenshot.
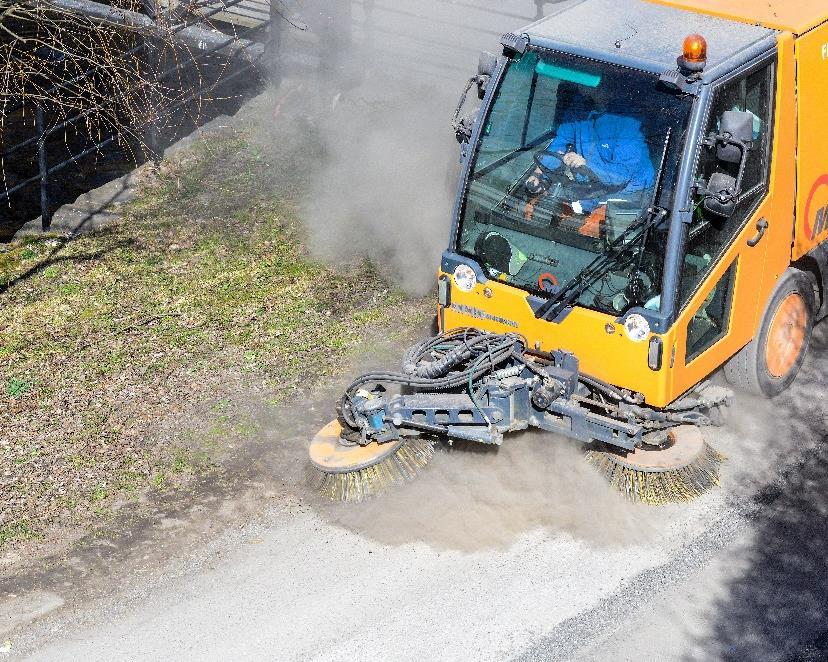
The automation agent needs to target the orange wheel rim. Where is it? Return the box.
[765,293,808,378]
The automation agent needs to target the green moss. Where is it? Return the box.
[6,378,31,398]
[90,485,109,503]
[0,521,37,546]
[171,451,194,475]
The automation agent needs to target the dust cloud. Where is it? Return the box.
[316,432,675,552]
[299,78,457,295]
[263,0,521,294]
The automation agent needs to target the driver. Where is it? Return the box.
[524,78,655,237]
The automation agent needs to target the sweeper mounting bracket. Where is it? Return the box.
[338,331,730,453]
[309,329,731,503]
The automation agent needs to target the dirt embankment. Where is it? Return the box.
[0,115,428,559]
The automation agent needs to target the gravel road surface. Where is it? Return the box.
[4,1,828,660]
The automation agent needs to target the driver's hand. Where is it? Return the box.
[563,152,587,169]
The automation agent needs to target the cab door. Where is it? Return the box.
[671,56,778,397]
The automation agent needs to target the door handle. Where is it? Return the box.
[747,219,769,247]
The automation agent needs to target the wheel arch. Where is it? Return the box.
[724,266,815,397]
[791,251,826,320]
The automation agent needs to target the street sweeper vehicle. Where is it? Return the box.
[308,0,828,504]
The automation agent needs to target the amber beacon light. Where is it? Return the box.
[680,34,708,72]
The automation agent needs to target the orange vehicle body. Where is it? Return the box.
[655,2,828,263]
[439,0,828,408]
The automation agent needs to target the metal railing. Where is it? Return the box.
[0,1,279,231]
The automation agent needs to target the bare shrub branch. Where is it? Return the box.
[0,0,257,158]
[0,0,265,216]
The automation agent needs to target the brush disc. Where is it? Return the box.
[308,420,435,502]
[605,426,708,473]
[309,420,405,473]
[586,426,726,505]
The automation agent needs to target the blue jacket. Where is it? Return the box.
[540,112,655,214]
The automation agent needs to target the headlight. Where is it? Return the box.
[453,264,477,292]
[623,314,651,342]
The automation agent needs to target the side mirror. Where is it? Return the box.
[701,172,738,218]
[477,51,497,100]
[452,52,497,143]
[697,110,755,218]
[717,110,754,164]
[478,51,497,77]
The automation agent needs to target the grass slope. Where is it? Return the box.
[0,132,421,548]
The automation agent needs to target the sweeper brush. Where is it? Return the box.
[585,426,726,505]
[308,420,435,502]
[307,329,731,504]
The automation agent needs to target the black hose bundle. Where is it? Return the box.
[338,329,524,430]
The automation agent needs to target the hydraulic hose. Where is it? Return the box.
[339,329,522,430]
[402,333,502,378]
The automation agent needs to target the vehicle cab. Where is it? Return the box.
[440,0,800,408]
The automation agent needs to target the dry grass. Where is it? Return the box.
[0,131,423,547]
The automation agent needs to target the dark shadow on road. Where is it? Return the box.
[687,325,828,662]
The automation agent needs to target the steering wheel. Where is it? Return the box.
[531,150,608,201]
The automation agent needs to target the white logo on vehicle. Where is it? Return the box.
[823,43,828,60]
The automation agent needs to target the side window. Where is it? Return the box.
[679,61,775,309]
[686,261,737,362]
[705,65,773,193]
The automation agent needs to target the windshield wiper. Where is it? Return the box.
[533,207,668,321]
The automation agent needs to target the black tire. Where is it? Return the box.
[724,268,815,397]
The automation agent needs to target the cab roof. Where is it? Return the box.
[523,0,777,78]
[650,0,828,35]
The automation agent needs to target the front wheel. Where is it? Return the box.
[724,268,815,397]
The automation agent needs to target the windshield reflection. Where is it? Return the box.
[458,49,693,317]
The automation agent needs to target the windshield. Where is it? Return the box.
[457,50,694,316]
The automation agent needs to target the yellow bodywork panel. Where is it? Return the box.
[648,0,828,34]
[761,33,799,300]
[440,276,677,408]
[793,23,828,260]
[668,33,799,397]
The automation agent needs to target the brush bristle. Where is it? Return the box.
[308,438,436,502]
[585,442,726,505]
